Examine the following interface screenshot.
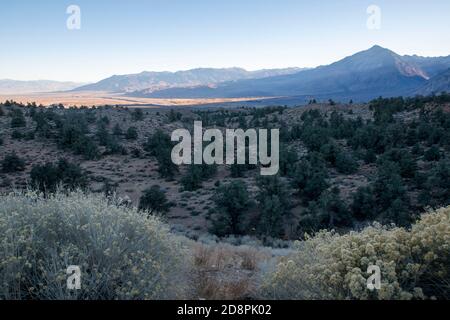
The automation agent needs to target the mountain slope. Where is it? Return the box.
[402,55,450,78]
[74,67,303,93]
[416,68,450,95]
[0,80,86,94]
[145,46,432,101]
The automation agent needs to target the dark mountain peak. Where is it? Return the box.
[353,45,397,60]
[367,44,392,52]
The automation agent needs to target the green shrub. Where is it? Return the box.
[11,130,23,140]
[58,124,99,160]
[10,111,26,128]
[335,152,358,174]
[424,145,441,161]
[30,159,87,193]
[144,130,178,179]
[261,207,450,300]
[256,176,291,237]
[139,185,171,216]
[132,108,144,121]
[0,191,188,299]
[1,153,26,173]
[112,123,123,136]
[125,127,138,140]
[181,164,217,191]
[24,131,35,141]
[211,180,251,237]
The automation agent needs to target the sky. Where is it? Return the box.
[1,0,450,82]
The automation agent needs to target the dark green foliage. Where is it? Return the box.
[132,108,144,121]
[11,130,23,140]
[229,162,256,178]
[139,185,171,216]
[351,186,377,221]
[131,147,142,158]
[73,135,100,160]
[211,180,251,237]
[278,145,298,176]
[10,109,26,128]
[96,123,126,155]
[125,127,138,140]
[380,149,417,178]
[30,159,87,193]
[181,164,217,191]
[424,145,441,161]
[411,143,424,156]
[144,130,179,179]
[373,162,410,226]
[291,153,329,202]
[144,129,171,156]
[298,187,350,234]
[335,152,358,174]
[24,131,35,141]
[96,123,110,146]
[98,116,110,126]
[363,149,377,164]
[256,176,291,237]
[113,123,123,136]
[1,153,26,172]
[168,109,182,122]
[57,114,99,160]
[419,159,450,208]
[155,147,178,179]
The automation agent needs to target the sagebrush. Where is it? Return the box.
[261,207,450,300]
[0,191,188,300]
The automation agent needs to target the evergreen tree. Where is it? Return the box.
[256,176,291,237]
[1,153,26,173]
[139,185,171,216]
[211,181,251,236]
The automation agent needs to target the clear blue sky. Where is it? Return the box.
[1,0,449,82]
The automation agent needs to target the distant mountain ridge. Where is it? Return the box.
[416,68,450,95]
[8,46,450,102]
[74,67,304,93]
[0,80,86,94]
[142,46,450,101]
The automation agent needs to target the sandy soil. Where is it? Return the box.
[0,91,272,108]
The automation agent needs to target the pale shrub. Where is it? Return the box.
[261,207,450,300]
[0,191,188,300]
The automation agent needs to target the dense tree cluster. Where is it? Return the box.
[30,158,87,193]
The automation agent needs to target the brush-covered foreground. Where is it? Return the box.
[0,191,448,300]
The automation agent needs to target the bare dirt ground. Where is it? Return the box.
[0,91,273,107]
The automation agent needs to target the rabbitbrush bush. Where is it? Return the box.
[0,191,188,300]
[261,207,450,300]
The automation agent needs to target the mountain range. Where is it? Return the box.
[3,46,450,103]
[130,46,450,102]
[74,67,304,93]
